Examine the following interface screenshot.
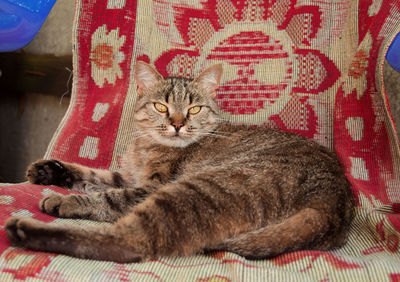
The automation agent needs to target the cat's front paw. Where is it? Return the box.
[26,159,74,188]
[5,217,44,246]
[40,193,82,218]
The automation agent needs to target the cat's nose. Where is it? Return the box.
[171,122,184,132]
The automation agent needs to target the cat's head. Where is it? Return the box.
[133,61,223,148]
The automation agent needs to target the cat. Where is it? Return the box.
[5,61,355,263]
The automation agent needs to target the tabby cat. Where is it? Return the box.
[5,62,355,263]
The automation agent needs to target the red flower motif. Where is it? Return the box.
[349,50,369,78]
[390,273,400,282]
[3,249,56,280]
[271,250,363,271]
[91,43,115,70]
[197,275,231,282]
[362,218,400,255]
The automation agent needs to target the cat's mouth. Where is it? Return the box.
[161,130,197,147]
[167,127,188,139]
[170,132,187,140]
[148,126,198,147]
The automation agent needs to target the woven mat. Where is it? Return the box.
[1,0,400,280]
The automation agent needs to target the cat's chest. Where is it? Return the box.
[121,141,184,186]
[122,147,153,181]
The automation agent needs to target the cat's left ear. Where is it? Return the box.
[193,64,223,98]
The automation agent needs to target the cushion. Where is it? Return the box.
[1,0,400,280]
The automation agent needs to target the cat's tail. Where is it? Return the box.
[210,207,345,259]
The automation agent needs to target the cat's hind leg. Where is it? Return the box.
[27,159,130,192]
[40,188,151,222]
[5,217,147,262]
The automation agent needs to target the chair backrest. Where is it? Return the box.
[45,0,400,212]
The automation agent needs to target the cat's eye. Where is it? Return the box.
[188,106,202,115]
[154,103,168,113]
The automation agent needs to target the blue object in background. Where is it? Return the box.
[0,0,57,52]
[386,32,400,72]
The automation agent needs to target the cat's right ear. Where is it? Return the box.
[134,61,164,95]
[193,64,223,98]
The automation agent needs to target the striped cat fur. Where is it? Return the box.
[5,62,355,263]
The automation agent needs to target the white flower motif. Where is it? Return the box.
[79,136,99,160]
[92,103,110,122]
[90,25,126,88]
[11,209,34,217]
[345,117,364,141]
[0,195,14,204]
[349,157,369,181]
[107,0,126,9]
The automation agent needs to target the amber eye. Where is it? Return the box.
[154,103,168,113]
[188,106,202,115]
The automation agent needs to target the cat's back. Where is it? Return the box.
[197,123,338,164]
[186,123,347,189]
[181,123,351,212]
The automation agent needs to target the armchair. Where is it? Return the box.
[1,0,400,280]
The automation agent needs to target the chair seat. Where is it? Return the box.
[0,183,400,280]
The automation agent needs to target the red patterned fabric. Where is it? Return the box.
[1,0,400,280]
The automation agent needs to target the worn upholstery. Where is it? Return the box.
[1,0,400,280]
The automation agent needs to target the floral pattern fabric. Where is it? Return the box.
[1,0,400,280]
